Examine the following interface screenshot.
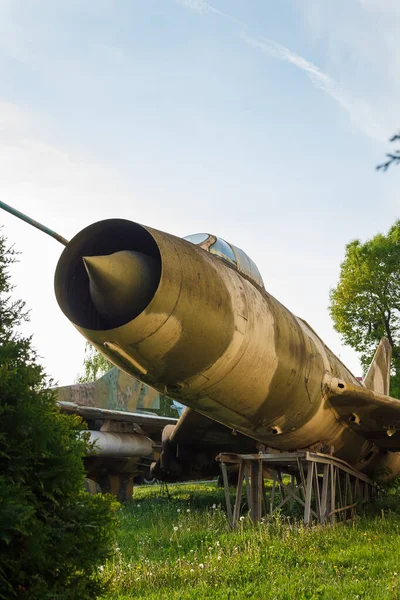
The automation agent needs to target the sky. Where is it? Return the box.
[0,0,399,385]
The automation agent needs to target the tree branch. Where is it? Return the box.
[377,132,400,171]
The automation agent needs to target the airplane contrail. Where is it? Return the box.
[176,0,386,141]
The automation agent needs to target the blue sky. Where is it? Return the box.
[0,0,399,384]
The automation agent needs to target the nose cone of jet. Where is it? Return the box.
[83,250,160,325]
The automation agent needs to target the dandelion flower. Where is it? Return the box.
[199,563,204,569]
[177,508,181,513]
[173,526,179,532]
[239,516,245,521]
[187,509,191,513]
[212,504,216,509]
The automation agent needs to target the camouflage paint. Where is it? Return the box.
[57,366,180,418]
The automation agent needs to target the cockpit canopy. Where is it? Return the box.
[184,233,264,289]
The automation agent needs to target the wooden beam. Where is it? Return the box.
[221,463,233,526]
[330,463,336,524]
[250,460,261,522]
[320,464,329,524]
[304,462,314,525]
[232,460,245,526]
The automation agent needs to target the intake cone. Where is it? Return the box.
[83,250,160,324]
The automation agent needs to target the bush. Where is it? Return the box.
[0,234,118,599]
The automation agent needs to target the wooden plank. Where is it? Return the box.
[306,453,372,484]
[330,464,336,524]
[346,473,353,518]
[354,477,360,503]
[290,474,295,511]
[276,482,317,516]
[297,457,307,501]
[338,474,344,520]
[329,502,358,517]
[218,451,375,527]
[345,473,349,503]
[275,494,291,511]
[313,464,322,522]
[270,471,277,516]
[221,463,233,526]
[258,459,263,520]
[250,460,261,522]
[219,451,372,485]
[320,464,329,524]
[304,462,314,525]
[270,470,318,519]
[262,475,268,515]
[229,452,306,462]
[245,462,251,509]
[274,472,319,517]
[232,460,245,526]
[364,482,370,504]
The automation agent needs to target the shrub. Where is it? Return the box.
[0,234,118,599]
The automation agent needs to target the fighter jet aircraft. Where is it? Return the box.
[2,201,400,486]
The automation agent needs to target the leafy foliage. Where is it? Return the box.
[76,342,112,383]
[0,233,118,599]
[377,132,400,171]
[329,221,400,397]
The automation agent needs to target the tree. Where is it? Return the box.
[377,132,400,171]
[76,342,112,383]
[0,233,118,600]
[329,221,400,398]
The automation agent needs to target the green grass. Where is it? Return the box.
[101,482,400,600]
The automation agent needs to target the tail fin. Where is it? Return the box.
[363,337,392,395]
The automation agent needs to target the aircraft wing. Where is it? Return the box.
[58,400,178,441]
[58,401,178,427]
[325,375,400,450]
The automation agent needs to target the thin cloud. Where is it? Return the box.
[175,0,213,15]
[176,0,387,142]
[175,0,246,26]
[242,34,386,142]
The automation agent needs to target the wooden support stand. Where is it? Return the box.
[217,451,374,527]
